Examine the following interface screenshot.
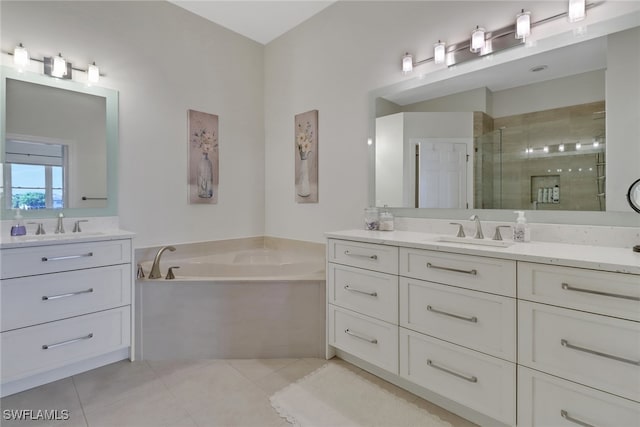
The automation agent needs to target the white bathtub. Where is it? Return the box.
[141,248,325,280]
[136,242,326,360]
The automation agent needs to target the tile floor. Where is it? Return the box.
[1,358,477,427]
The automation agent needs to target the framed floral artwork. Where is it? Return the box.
[188,109,219,204]
[295,110,318,203]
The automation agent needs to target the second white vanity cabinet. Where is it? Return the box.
[0,235,134,397]
[326,231,640,427]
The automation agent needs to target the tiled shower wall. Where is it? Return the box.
[474,101,606,211]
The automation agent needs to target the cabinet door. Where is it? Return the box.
[518,366,640,427]
[400,248,516,297]
[328,305,398,374]
[1,239,132,279]
[328,263,398,324]
[519,301,640,402]
[1,307,130,383]
[328,239,398,274]
[1,264,131,331]
[400,277,516,361]
[518,262,640,321]
[400,328,516,425]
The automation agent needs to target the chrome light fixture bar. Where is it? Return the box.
[6,43,103,83]
[402,1,603,72]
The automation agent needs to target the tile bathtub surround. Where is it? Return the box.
[394,217,640,249]
[0,358,476,427]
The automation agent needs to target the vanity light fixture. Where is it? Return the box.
[399,2,600,73]
[13,43,30,71]
[433,41,446,64]
[516,9,531,40]
[568,0,586,22]
[470,26,485,53]
[402,52,413,73]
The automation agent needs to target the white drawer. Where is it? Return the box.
[0,239,132,279]
[1,264,132,332]
[519,301,640,402]
[1,306,130,383]
[328,239,398,274]
[400,248,515,297]
[328,305,398,374]
[518,262,640,321]
[518,366,640,427]
[399,328,516,425]
[399,277,516,361]
[328,263,398,324]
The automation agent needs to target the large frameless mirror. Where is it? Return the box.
[1,66,118,219]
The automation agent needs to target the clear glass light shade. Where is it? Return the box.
[543,146,549,153]
[52,54,67,78]
[13,44,30,70]
[470,26,485,53]
[87,62,100,83]
[402,53,413,73]
[576,143,582,150]
[568,0,586,22]
[434,41,446,64]
[516,10,531,39]
[559,144,565,152]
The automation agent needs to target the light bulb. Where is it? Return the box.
[87,62,100,84]
[13,43,30,71]
[543,146,549,153]
[52,53,67,78]
[568,0,586,23]
[402,53,413,73]
[471,26,485,53]
[434,41,446,65]
[516,10,531,40]
[576,143,582,150]
[559,144,565,152]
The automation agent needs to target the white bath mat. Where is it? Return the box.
[270,363,453,427]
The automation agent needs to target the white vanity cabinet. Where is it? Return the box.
[0,236,134,397]
[326,231,640,427]
[517,262,640,426]
[327,239,399,373]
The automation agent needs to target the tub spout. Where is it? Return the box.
[149,246,176,279]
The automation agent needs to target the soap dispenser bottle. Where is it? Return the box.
[10,209,27,236]
[513,211,531,242]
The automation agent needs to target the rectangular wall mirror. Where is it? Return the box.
[0,66,118,219]
[370,13,640,225]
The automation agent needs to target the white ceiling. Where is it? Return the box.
[169,0,336,45]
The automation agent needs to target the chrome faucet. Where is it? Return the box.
[148,246,176,279]
[55,212,65,234]
[469,215,484,239]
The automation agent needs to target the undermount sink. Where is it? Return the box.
[436,236,514,248]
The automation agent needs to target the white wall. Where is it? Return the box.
[606,27,640,212]
[264,1,640,242]
[492,70,606,118]
[1,1,265,247]
[375,113,404,207]
[403,87,491,115]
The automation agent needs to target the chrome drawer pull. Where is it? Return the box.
[427,305,478,323]
[42,333,94,350]
[561,339,640,366]
[426,263,477,275]
[42,288,94,301]
[41,252,94,262]
[344,285,378,297]
[561,283,640,301]
[344,329,378,344]
[344,250,378,260]
[561,410,597,427]
[426,359,478,383]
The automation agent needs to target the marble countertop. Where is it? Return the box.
[326,229,640,275]
[0,229,135,249]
